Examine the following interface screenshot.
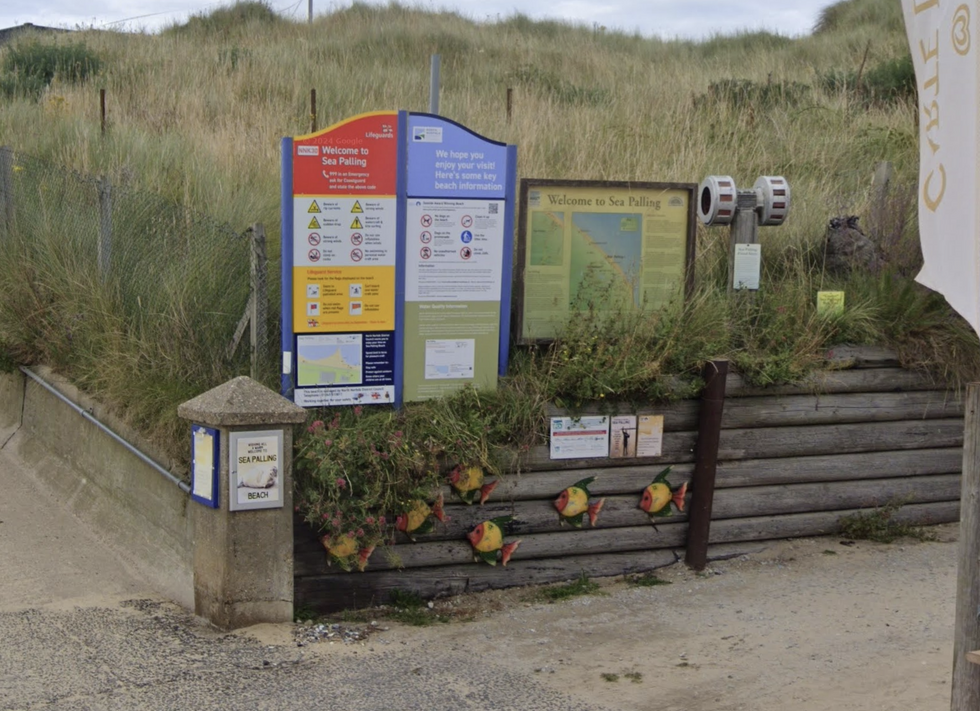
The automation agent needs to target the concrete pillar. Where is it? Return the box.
[177,376,307,629]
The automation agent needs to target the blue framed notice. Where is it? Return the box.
[190,424,220,508]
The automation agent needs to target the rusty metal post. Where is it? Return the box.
[685,359,729,571]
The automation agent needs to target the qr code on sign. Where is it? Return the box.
[488,203,499,214]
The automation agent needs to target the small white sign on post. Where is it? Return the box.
[229,430,284,511]
[733,243,761,291]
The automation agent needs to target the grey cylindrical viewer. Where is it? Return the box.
[178,376,307,629]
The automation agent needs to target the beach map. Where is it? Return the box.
[530,211,643,309]
[297,335,362,386]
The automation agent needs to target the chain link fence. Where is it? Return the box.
[0,145,278,399]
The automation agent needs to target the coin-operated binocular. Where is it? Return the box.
[698,175,791,291]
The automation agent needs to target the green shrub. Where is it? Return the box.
[820,54,916,104]
[815,0,906,35]
[696,78,812,109]
[165,1,282,37]
[0,40,102,99]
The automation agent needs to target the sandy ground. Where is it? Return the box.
[260,528,959,711]
[1,441,960,710]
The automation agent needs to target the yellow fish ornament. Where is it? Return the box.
[554,477,605,528]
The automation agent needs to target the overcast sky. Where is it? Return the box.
[2,1,833,40]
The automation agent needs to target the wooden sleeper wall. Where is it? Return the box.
[295,349,963,612]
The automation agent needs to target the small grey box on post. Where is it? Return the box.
[178,376,307,629]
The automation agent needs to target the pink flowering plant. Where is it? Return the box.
[293,387,545,572]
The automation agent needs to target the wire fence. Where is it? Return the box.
[0,145,277,393]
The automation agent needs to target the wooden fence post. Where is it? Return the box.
[310,89,317,134]
[96,177,112,279]
[685,359,729,571]
[506,87,513,124]
[249,223,268,380]
[0,146,14,239]
[952,384,980,710]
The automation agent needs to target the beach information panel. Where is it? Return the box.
[515,180,696,342]
[282,112,401,407]
[402,114,517,402]
[282,112,516,406]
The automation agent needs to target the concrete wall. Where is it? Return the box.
[0,369,194,607]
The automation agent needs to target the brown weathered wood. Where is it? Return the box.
[823,345,900,368]
[299,522,689,574]
[431,448,961,503]
[716,419,963,461]
[525,418,963,471]
[716,448,961,488]
[295,476,959,575]
[296,548,681,611]
[725,367,945,398]
[687,359,728,570]
[295,501,959,612]
[712,474,960,520]
[721,390,961,428]
[546,390,960,434]
[710,500,958,543]
[953,385,980,711]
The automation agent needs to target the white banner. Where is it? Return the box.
[904,1,980,336]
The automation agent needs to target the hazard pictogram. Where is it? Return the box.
[308,200,321,213]
[350,217,363,229]
[308,216,321,229]
[351,248,363,262]
[350,200,363,214]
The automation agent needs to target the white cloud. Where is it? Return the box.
[1,0,831,38]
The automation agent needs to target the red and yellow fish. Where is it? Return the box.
[554,476,605,528]
[321,534,376,572]
[449,464,499,505]
[639,466,687,518]
[467,516,521,566]
[395,492,447,541]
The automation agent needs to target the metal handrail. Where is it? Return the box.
[19,366,191,494]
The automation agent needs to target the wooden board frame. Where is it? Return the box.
[513,178,697,344]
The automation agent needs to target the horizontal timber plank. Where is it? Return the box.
[523,418,964,471]
[721,390,961,428]
[709,500,959,543]
[822,345,901,368]
[726,367,946,398]
[432,448,962,502]
[712,474,960,520]
[294,474,960,573]
[417,474,959,544]
[296,548,682,612]
[716,448,962,488]
[546,390,961,433]
[295,477,959,575]
[295,501,958,612]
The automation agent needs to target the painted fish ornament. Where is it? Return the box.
[449,464,499,505]
[321,535,376,571]
[639,466,687,518]
[467,516,521,566]
[395,492,447,541]
[554,477,605,528]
